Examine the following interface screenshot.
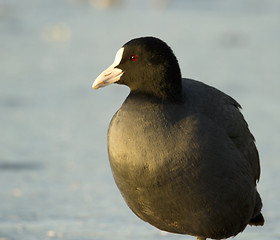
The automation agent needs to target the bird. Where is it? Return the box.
[92,36,264,240]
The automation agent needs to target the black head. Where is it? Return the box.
[93,37,183,102]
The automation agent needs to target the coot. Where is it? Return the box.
[92,37,264,240]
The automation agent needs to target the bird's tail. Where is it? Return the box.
[249,212,264,226]
[249,191,264,226]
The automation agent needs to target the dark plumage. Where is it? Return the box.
[92,37,264,240]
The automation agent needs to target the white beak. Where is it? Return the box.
[92,47,124,89]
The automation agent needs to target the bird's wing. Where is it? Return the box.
[217,94,260,182]
[184,78,260,182]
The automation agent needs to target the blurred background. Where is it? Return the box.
[0,0,279,239]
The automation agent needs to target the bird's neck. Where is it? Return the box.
[130,87,183,104]
[129,76,183,103]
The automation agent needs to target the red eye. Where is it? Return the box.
[131,55,137,61]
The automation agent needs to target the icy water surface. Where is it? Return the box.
[0,0,280,239]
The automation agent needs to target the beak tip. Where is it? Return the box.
[92,80,104,89]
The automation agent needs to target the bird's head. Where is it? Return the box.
[92,37,182,101]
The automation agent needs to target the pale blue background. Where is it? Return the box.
[0,0,279,239]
